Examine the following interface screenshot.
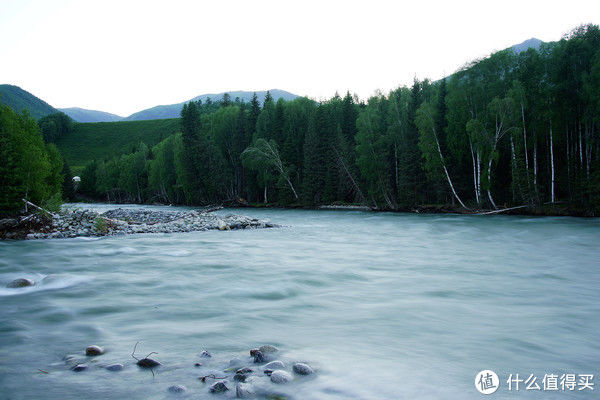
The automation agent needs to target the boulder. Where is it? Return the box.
[6,278,35,288]
[270,370,292,384]
[292,362,314,375]
[235,383,254,398]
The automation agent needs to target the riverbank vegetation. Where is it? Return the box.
[76,25,600,215]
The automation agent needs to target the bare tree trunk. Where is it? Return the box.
[550,120,555,203]
[263,185,268,204]
[469,140,480,206]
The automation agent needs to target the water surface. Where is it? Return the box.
[1,205,599,399]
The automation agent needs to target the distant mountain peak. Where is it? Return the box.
[511,38,543,53]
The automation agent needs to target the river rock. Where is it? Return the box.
[292,362,314,375]
[200,350,212,358]
[137,358,161,368]
[6,278,35,288]
[72,363,88,372]
[259,345,279,354]
[252,350,266,363]
[270,370,292,384]
[105,363,123,371]
[209,380,229,393]
[168,385,187,394]
[264,360,285,370]
[233,373,247,382]
[85,345,104,356]
[235,383,254,398]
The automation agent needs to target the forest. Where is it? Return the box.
[2,24,599,216]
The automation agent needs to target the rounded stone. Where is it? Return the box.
[252,350,266,363]
[236,367,253,374]
[137,358,161,368]
[235,383,254,398]
[194,362,202,367]
[72,363,88,372]
[167,385,187,394]
[105,363,123,371]
[292,362,314,375]
[209,380,229,393]
[259,345,279,354]
[85,345,104,356]
[6,278,35,288]
[270,370,292,384]
[233,373,247,382]
[264,360,285,370]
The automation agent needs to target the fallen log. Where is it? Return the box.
[475,205,529,215]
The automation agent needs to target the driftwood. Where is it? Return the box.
[201,205,223,213]
[22,199,58,218]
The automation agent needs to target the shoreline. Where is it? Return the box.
[0,207,275,240]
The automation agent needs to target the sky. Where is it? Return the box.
[0,0,599,117]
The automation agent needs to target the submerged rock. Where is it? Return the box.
[259,345,279,354]
[105,363,124,371]
[6,278,35,288]
[233,373,247,382]
[236,383,254,398]
[200,350,212,358]
[270,370,292,384]
[236,367,253,374]
[264,360,285,370]
[292,363,314,375]
[85,345,104,356]
[168,385,187,394]
[209,380,229,393]
[71,363,88,372]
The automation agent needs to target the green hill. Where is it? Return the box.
[0,84,58,119]
[59,107,123,122]
[55,118,180,173]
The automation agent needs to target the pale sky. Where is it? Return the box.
[1,0,599,117]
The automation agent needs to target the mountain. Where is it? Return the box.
[0,84,58,119]
[59,107,123,123]
[511,38,543,53]
[124,89,298,121]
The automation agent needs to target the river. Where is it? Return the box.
[1,204,599,399]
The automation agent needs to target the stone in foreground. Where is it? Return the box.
[209,380,229,393]
[137,358,161,368]
[85,345,104,356]
[270,370,292,384]
[292,362,314,375]
[71,363,88,372]
[6,278,35,288]
[105,363,123,371]
[168,385,187,394]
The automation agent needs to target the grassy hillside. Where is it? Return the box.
[56,118,180,173]
[0,84,58,119]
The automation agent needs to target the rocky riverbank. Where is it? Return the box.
[0,207,276,240]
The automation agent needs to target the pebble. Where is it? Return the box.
[293,363,314,375]
[85,345,104,356]
[270,370,293,384]
[167,385,187,394]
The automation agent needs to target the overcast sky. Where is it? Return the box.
[1,0,598,117]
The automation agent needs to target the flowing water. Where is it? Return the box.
[1,204,599,399]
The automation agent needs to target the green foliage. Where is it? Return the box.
[94,217,108,234]
[0,105,62,216]
[42,192,62,213]
[38,112,73,142]
[0,84,58,119]
[55,118,180,173]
